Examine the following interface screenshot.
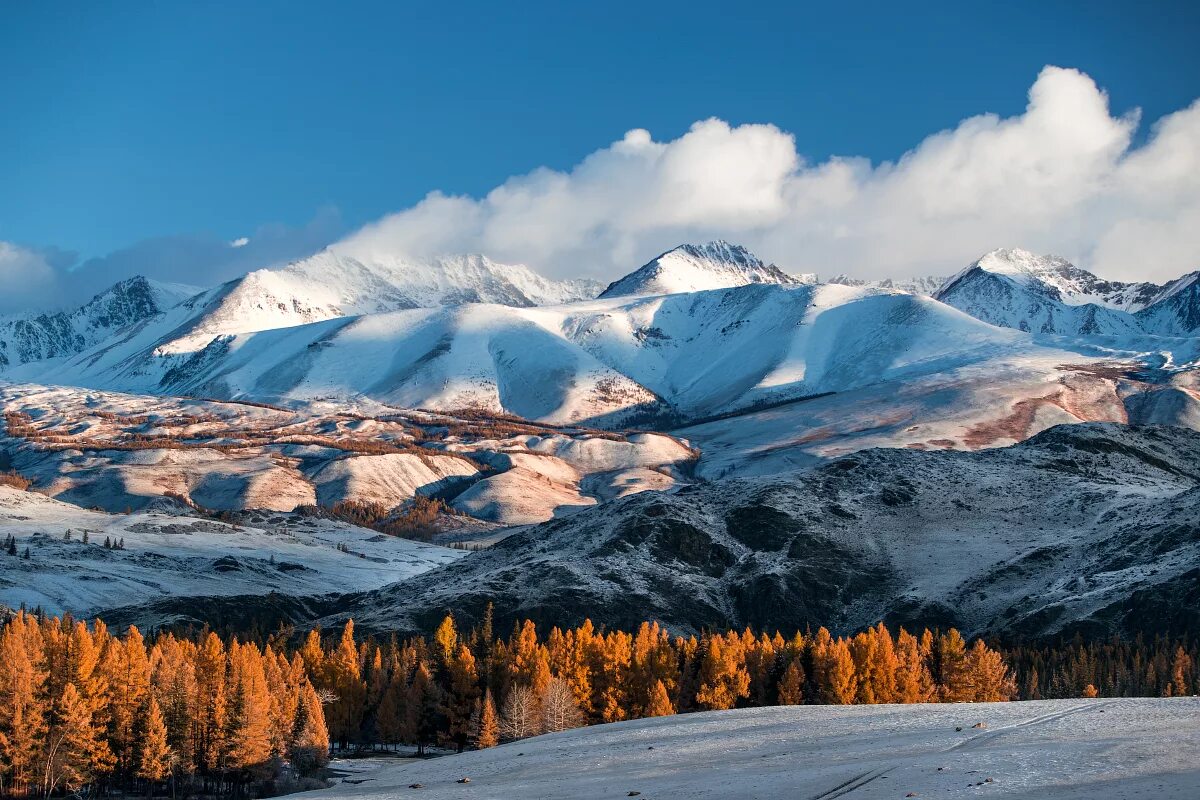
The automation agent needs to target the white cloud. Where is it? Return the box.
[335,66,1200,284]
[0,242,65,314]
[230,236,250,248]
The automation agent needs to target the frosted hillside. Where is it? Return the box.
[0,486,463,618]
[307,698,1200,800]
[0,383,694,525]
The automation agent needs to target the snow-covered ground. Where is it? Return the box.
[0,486,464,617]
[304,698,1200,800]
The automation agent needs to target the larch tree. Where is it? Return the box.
[777,660,806,705]
[936,629,972,702]
[404,661,441,756]
[499,685,540,741]
[289,681,330,776]
[966,639,1017,702]
[695,633,750,711]
[475,689,500,749]
[820,639,858,705]
[445,644,480,752]
[644,680,676,717]
[138,695,173,787]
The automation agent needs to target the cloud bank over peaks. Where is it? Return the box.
[335,66,1200,284]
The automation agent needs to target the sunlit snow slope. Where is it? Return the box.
[307,698,1200,800]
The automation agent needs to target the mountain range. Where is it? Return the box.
[2,239,1198,640]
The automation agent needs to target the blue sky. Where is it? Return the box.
[2,1,1199,306]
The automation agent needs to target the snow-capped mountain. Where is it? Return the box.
[934,249,1152,335]
[0,276,197,369]
[827,274,947,296]
[599,241,804,297]
[151,249,605,352]
[7,282,1027,424]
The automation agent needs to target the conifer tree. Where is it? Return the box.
[226,642,274,774]
[45,682,110,795]
[0,613,48,795]
[475,689,499,748]
[289,681,330,775]
[935,629,971,702]
[965,639,1016,702]
[138,695,173,786]
[1168,646,1193,697]
[819,639,857,705]
[894,628,934,703]
[644,679,676,717]
[404,661,440,756]
[695,633,750,711]
[777,660,806,705]
[445,644,480,752]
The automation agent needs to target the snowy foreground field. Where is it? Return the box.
[311,698,1200,800]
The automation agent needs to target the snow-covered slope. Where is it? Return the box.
[306,699,1200,800]
[0,485,464,618]
[303,423,1200,641]
[12,282,1099,429]
[599,241,803,297]
[0,276,197,369]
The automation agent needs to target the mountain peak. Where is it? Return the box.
[940,248,1165,313]
[599,241,799,298]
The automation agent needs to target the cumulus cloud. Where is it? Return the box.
[335,66,1200,284]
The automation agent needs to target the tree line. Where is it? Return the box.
[1004,633,1197,700]
[301,611,1016,757]
[5,606,1194,798]
[0,612,329,798]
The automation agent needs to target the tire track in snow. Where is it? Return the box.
[806,766,891,800]
[945,700,1117,752]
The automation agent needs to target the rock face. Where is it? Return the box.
[295,423,1200,641]
[599,241,803,298]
